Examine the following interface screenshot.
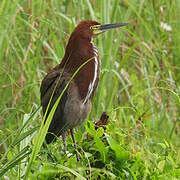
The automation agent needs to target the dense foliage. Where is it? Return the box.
[0,0,180,179]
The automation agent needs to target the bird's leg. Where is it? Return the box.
[70,129,80,161]
[62,132,67,154]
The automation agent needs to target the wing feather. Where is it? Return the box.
[40,69,70,143]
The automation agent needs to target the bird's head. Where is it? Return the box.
[71,20,128,41]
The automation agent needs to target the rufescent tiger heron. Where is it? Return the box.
[40,20,128,161]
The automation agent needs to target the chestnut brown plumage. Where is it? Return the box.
[40,20,128,160]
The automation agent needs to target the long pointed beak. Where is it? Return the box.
[99,22,128,31]
[91,22,128,35]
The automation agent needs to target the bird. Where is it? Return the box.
[40,20,128,161]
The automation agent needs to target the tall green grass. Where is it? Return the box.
[0,0,180,179]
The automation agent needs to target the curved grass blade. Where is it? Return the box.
[24,57,95,179]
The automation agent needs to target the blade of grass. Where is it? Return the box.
[0,146,32,177]
[24,57,95,179]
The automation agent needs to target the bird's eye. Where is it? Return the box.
[90,25,100,30]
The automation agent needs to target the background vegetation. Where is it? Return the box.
[0,0,180,179]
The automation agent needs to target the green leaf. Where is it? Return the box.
[94,136,107,162]
[85,121,96,137]
[106,134,129,161]
[96,127,104,138]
